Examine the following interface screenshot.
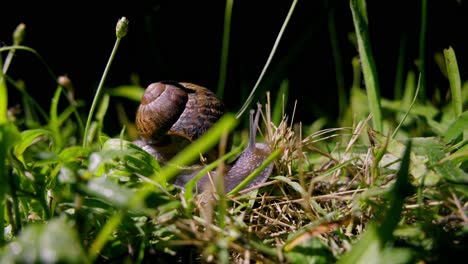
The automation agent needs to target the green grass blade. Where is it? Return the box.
[392,73,421,139]
[272,79,289,126]
[350,0,383,132]
[49,86,63,150]
[443,46,462,118]
[216,0,233,100]
[418,0,427,100]
[236,0,298,119]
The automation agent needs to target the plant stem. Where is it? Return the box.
[418,0,427,101]
[83,17,128,148]
[216,0,233,100]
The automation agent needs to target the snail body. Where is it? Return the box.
[134,81,273,193]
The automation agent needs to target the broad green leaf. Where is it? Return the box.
[13,129,51,158]
[443,110,468,143]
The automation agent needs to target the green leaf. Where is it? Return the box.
[58,146,87,164]
[13,129,51,158]
[419,138,468,184]
[81,177,136,209]
[443,110,468,143]
[0,218,88,263]
[101,138,161,179]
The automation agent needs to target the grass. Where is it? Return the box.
[1,0,467,263]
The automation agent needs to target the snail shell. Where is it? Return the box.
[135,81,273,194]
[136,81,225,143]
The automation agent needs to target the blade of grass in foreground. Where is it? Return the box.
[350,0,383,132]
[337,140,413,264]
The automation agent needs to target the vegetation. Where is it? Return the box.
[0,0,467,263]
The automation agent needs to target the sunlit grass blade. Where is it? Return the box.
[443,46,462,118]
[350,0,383,132]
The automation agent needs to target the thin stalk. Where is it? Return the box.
[216,0,234,99]
[392,74,421,139]
[236,0,298,119]
[83,17,128,148]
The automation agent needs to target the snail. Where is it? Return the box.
[133,80,273,194]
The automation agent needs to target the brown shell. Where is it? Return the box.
[171,82,225,141]
[136,81,225,142]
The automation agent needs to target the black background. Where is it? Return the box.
[1,0,467,135]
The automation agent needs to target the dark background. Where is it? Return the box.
[1,0,467,135]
